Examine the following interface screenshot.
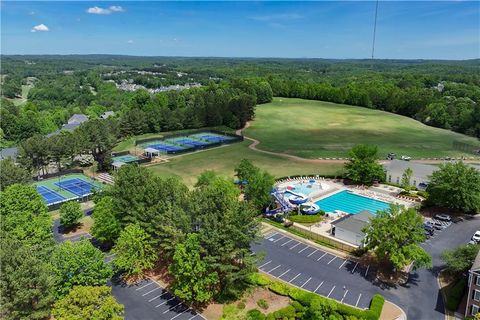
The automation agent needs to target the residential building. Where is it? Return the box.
[0,147,18,160]
[466,251,480,317]
[67,114,88,124]
[100,111,115,119]
[330,210,375,246]
[384,160,437,189]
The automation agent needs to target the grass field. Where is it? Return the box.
[148,141,344,187]
[245,98,480,159]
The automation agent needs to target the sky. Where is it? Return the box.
[1,1,479,59]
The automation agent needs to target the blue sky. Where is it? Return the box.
[1,1,479,59]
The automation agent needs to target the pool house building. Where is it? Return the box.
[330,210,375,247]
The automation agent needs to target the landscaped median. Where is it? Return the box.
[247,273,385,320]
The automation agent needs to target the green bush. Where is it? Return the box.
[445,278,467,311]
[417,191,429,199]
[257,299,269,310]
[248,273,272,287]
[289,214,322,224]
[246,309,266,320]
[271,305,296,319]
[365,294,385,320]
[237,302,246,310]
[268,281,291,296]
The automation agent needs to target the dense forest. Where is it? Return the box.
[1,55,479,148]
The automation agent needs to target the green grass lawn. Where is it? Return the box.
[245,98,480,159]
[148,141,344,187]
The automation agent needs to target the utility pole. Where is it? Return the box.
[371,0,379,67]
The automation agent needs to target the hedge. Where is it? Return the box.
[445,278,467,311]
[249,272,385,320]
[289,214,322,224]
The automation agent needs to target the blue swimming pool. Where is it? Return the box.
[314,190,390,214]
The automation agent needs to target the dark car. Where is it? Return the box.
[423,224,435,235]
[387,153,396,160]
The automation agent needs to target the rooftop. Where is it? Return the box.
[471,250,480,272]
[331,210,375,235]
[68,114,88,124]
[383,160,437,179]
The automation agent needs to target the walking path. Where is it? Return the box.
[236,121,480,165]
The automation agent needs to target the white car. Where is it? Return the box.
[472,231,480,243]
[435,214,451,222]
[400,155,411,161]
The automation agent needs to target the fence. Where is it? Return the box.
[452,140,480,154]
[34,168,85,181]
[289,223,357,253]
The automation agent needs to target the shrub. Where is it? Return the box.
[417,191,429,198]
[268,281,291,296]
[445,278,467,311]
[257,299,269,310]
[59,201,83,228]
[248,273,272,287]
[288,288,316,306]
[246,309,266,320]
[271,305,296,319]
[289,214,322,224]
[237,301,246,310]
[365,294,385,320]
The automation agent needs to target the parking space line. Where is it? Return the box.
[163,302,183,314]
[171,309,190,320]
[365,265,370,277]
[289,273,301,283]
[268,265,281,273]
[317,253,327,261]
[307,249,317,257]
[314,281,324,293]
[278,269,291,278]
[341,290,349,302]
[259,260,272,268]
[281,239,293,246]
[352,262,358,274]
[355,294,362,307]
[188,315,198,320]
[273,236,285,243]
[289,243,301,250]
[142,287,161,296]
[149,292,168,302]
[328,256,336,264]
[155,297,176,308]
[298,246,309,254]
[301,277,311,288]
[136,282,154,291]
[265,232,277,239]
[339,260,348,269]
[327,285,336,298]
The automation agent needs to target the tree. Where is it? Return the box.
[344,144,385,185]
[50,240,113,297]
[244,170,275,211]
[363,206,431,270]
[169,233,219,304]
[0,158,31,191]
[234,159,258,182]
[401,167,413,190]
[0,184,53,251]
[0,238,55,320]
[194,170,218,188]
[52,286,124,320]
[112,224,157,279]
[91,196,121,245]
[427,162,480,213]
[441,244,480,276]
[59,201,83,229]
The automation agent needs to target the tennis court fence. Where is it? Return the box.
[33,169,85,181]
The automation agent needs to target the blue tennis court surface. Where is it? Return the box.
[170,138,209,147]
[197,134,233,142]
[146,143,185,152]
[36,186,65,205]
[315,190,390,214]
[55,178,96,197]
[112,154,140,163]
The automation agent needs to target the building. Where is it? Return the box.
[67,114,88,124]
[466,251,480,317]
[330,210,375,246]
[100,111,115,119]
[384,160,437,189]
[0,147,18,160]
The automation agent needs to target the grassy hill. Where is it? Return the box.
[245,98,480,159]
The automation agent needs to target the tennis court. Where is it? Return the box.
[112,154,141,163]
[34,173,104,206]
[168,137,210,147]
[55,178,96,197]
[146,142,186,152]
[36,185,65,205]
[191,133,236,143]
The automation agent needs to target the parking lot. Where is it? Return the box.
[423,217,453,244]
[110,278,204,320]
[252,231,379,309]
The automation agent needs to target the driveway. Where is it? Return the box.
[254,216,480,320]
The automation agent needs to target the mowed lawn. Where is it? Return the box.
[245,98,480,159]
[148,141,344,187]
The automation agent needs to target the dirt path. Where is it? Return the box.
[236,122,346,164]
[236,121,480,165]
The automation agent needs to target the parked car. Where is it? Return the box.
[435,214,451,222]
[432,220,444,230]
[472,231,480,243]
[387,152,396,160]
[400,155,411,161]
[423,224,435,235]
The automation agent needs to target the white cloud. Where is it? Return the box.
[31,24,49,32]
[86,5,125,15]
[127,39,134,44]
[109,6,125,13]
